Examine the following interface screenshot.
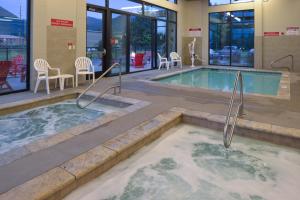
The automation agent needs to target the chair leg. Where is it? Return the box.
[59,78,63,91]
[76,74,78,87]
[159,62,162,70]
[46,79,50,95]
[34,79,40,94]
[72,77,74,88]
[93,73,95,84]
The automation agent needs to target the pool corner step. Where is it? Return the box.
[0,110,182,200]
[178,107,300,149]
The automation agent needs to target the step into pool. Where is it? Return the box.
[65,124,300,200]
[154,68,282,96]
[0,99,122,154]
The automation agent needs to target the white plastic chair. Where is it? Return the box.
[158,53,169,70]
[34,59,62,95]
[170,52,183,68]
[75,57,95,87]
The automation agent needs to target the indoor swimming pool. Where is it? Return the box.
[155,68,282,96]
[65,124,300,200]
[0,99,120,154]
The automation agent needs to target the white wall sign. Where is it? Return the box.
[188,28,202,37]
[286,27,300,36]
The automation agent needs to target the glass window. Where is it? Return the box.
[109,0,143,14]
[87,0,106,6]
[167,0,177,4]
[87,10,104,73]
[144,5,167,20]
[157,20,167,59]
[209,10,254,67]
[168,22,177,54]
[209,12,231,23]
[111,13,127,74]
[232,0,253,4]
[168,10,176,22]
[209,0,230,6]
[0,0,29,94]
[129,16,153,72]
[209,0,253,6]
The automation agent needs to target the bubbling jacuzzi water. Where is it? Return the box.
[0,100,117,154]
[65,124,300,200]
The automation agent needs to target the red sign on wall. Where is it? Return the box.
[189,28,201,31]
[264,32,280,37]
[51,19,73,28]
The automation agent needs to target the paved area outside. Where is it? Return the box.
[0,66,300,193]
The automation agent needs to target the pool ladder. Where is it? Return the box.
[270,54,294,72]
[223,71,244,148]
[76,63,121,109]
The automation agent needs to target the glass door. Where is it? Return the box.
[87,6,106,77]
[129,16,153,73]
[111,13,128,75]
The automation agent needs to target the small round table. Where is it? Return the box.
[60,74,74,90]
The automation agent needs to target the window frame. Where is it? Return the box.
[208,0,254,7]
[208,9,255,68]
[0,0,31,96]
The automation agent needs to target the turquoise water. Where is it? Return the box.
[65,124,300,200]
[0,100,117,154]
[156,68,282,96]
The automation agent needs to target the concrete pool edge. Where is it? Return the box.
[174,107,300,149]
[0,110,182,200]
[147,66,291,100]
[0,92,151,167]
[1,108,299,199]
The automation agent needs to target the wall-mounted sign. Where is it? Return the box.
[51,19,73,28]
[188,28,202,37]
[286,27,300,36]
[264,32,281,37]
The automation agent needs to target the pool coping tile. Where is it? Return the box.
[1,107,300,200]
[146,66,291,100]
[0,92,150,167]
[0,167,75,200]
[179,107,300,148]
[0,110,181,199]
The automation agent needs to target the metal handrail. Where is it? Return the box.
[223,71,244,148]
[270,54,294,72]
[76,63,121,109]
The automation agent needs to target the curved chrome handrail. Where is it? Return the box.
[223,71,244,148]
[76,63,121,109]
[270,54,294,72]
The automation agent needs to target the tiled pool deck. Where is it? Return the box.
[0,66,300,199]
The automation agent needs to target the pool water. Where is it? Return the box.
[0,100,118,154]
[156,68,282,96]
[65,124,300,200]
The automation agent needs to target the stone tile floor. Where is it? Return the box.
[0,66,300,194]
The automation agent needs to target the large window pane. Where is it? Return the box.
[87,0,105,6]
[231,23,254,67]
[209,24,231,66]
[232,0,253,4]
[168,22,177,54]
[87,10,104,73]
[130,16,152,72]
[111,13,127,74]
[0,0,29,94]
[109,0,142,14]
[209,12,231,23]
[144,5,167,20]
[209,0,230,6]
[168,10,177,22]
[209,0,253,6]
[209,10,254,67]
[157,20,167,58]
